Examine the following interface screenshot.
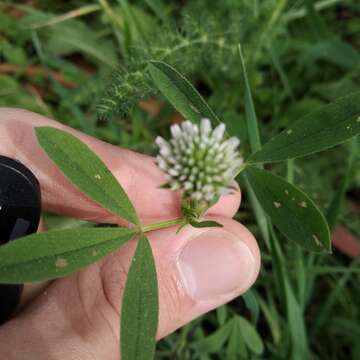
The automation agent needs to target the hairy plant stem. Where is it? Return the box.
[140,217,185,233]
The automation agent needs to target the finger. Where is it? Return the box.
[101,216,260,339]
[0,108,240,223]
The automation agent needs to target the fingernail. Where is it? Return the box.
[178,229,255,301]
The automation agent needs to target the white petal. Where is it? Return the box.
[171,182,180,190]
[167,156,177,164]
[169,168,179,176]
[170,124,182,139]
[200,118,212,135]
[213,123,225,140]
[184,181,193,190]
[225,137,240,150]
[192,191,202,200]
[182,121,193,134]
[205,192,214,201]
[156,156,168,170]
[160,146,171,157]
[155,136,169,148]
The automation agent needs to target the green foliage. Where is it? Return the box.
[244,165,331,252]
[326,138,358,231]
[97,8,243,118]
[2,1,360,359]
[0,227,135,282]
[36,126,139,225]
[188,219,223,229]
[148,61,220,125]
[121,234,159,360]
[236,316,264,355]
[249,91,360,163]
[195,316,263,357]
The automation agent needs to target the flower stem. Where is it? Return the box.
[140,217,185,233]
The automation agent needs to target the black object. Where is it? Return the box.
[0,156,41,324]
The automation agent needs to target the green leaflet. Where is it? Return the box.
[227,318,248,359]
[0,227,135,283]
[121,234,158,360]
[237,316,264,355]
[195,320,234,354]
[242,290,260,324]
[36,127,139,225]
[195,316,263,357]
[148,60,220,124]
[248,91,360,163]
[244,166,331,253]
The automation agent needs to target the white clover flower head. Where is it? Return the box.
[156,119,243,208]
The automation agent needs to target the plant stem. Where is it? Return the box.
[29,4,101,29]
[141,218,185,233]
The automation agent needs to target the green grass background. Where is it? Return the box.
[1,1,359,359]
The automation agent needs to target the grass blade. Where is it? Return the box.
[326,137,358,231]
[269,227,309,359]
[238,44,261,153]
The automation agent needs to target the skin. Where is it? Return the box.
[0,108,260,359]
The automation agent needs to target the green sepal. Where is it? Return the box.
[189,219,224,228]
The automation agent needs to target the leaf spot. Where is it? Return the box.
[287,129,293,135]
[346,125,351,130]
[273,201,281,208]
[55,258,68,268]
[357,116,360,123]
[299,201,307,208]
[312,234,322,247]
[92,250,98,256]
[94,174,101,180]
[285,189,289,195]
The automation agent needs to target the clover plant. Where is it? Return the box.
[0,53,360,360]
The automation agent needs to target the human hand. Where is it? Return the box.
[0,108,260,359]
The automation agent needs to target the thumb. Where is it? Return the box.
[102,215,260,339]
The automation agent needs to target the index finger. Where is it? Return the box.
[0,108,241,223]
